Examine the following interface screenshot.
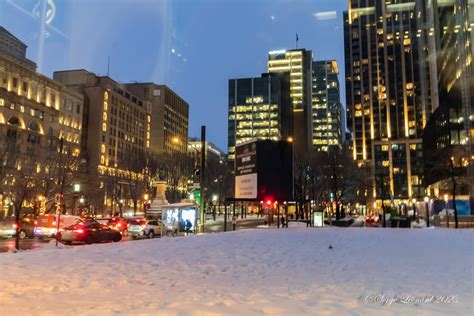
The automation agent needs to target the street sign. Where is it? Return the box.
[235,142,258,199]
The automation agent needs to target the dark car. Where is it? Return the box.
[59,219,122,245]
[0,217,35,239]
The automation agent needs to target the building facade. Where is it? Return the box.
[54,70,151,214]
[125,83,189,155]
[423,0,473,209]
[312,60,343,151]
[0,27,83,217]
[228,73,292,160]
[188,137,225,166]
[344,0,434,205]
[268,49,313,154]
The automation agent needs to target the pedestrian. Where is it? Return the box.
[281,216,285,227]
[185,219,192,235]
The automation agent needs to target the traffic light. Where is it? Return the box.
[264,197,273,207]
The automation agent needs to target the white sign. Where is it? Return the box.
[235,173,257,199]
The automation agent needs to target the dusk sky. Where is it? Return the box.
[0,0,347,151]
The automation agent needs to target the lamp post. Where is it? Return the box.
[424,196,430,228]
[444,194,449,228]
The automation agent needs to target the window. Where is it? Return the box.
[28,121,41,133]
[8,116,21,126]
[76,103,81,114]
[12,77,18,88]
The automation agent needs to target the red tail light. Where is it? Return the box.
[12,223,18,229]
[73,228,84,234]
[117,223,122,227]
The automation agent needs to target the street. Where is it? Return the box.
[0,216,266,253]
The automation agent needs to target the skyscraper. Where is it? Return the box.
[423,0,473,206]
[312,60,343,151]
[268,49,313,154]
[228,73,292,160]
[344,0,435,204]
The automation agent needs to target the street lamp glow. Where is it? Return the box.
[412,198,416,205]
[79,197,85,204]
[424,196,429,203]
[73,183,81,192]
[287,136,294,143]
[212,194,218,202]
[37,195,44,201]
[444,194,449,203]
[172,137,179,144]
[143,193,149,201]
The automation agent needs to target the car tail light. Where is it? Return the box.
[73,228,84,234]
[117,223,122,227]
[12,223,18,229]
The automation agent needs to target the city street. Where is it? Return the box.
[0,216,266,253]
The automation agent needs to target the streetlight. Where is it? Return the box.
[172,137,179,144]
[79,197,85,204]
[287,136,294,143]
[73,183,81,192]
[423,196,430,228]
[444,194,449,228]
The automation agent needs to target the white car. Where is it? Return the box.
[143,220,162,238]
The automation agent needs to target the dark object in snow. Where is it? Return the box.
[328,245,333,250]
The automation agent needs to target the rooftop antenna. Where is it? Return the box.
[296,33,299,49]
[107,56,110,77]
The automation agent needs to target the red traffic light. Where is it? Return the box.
[264,197,273,206]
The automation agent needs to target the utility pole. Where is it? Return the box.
[199,126,206,233]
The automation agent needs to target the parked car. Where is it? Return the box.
[144,219,162,238]
[127,218,147,239]
[59,219,122,244]
[96,217,129,236]
[0,217,35,239]
[34,214,82,239]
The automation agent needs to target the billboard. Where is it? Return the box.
[234,140,293,201]
[235,142,258,199]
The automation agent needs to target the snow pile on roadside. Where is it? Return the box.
[0,228,472,315]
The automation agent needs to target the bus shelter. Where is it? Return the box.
[161,203,198,237]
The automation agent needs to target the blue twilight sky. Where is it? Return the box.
[0,0,347,152]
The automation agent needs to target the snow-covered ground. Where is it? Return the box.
[0,228,472,315]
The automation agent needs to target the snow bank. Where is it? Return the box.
[0,228,472,315]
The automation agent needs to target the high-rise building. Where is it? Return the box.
[312,60,343,151]
[423,0,473,206]
[268,49,313,153]
[125,83,189,155]
[344,0,435,204]
[228,73,292,160]
[53,70,151,180]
